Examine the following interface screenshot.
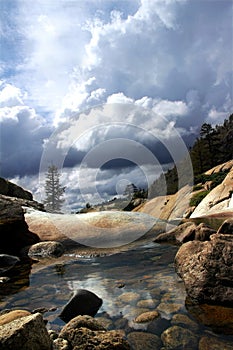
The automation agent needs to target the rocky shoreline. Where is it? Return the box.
[1,173,233,348]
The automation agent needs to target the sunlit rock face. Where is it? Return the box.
[191,162,233,218]
[25,210,159,248]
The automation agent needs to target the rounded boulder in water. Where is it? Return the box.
[59,289,103,323]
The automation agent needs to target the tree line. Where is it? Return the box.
[149,113,233,197]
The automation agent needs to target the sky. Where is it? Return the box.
[0,0,232,211]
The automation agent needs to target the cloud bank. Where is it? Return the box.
[0,0,232,209]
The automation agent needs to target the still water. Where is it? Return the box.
[1,237,233,349]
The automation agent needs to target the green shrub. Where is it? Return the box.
[190,190,210,207]
[193,184,203,191]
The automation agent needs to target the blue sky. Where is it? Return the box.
[0,0,232,210]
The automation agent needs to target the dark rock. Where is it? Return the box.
[59,315,130,349]
[217,219,233,235]
[0,312,51,350]
[0,197,40,255]
[0,177,32,200]
[0,254,20,273]
[59,289,103,323]
[175,234,233,304]
[21,241,65,258]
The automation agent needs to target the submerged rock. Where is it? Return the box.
[127,331,161,350]
[134,311,159,323]
[199,335,233,350]
[0,312,51,350]
[175,233,233,304]
[186,301,233,335]
[59,289,103,323]
[161,325,198,349]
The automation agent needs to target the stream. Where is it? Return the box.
[1,215,233,349]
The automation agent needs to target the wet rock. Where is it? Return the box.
[22,241,65,258]
[0,310,31,326]
[117,292,140,304]
[97,316,114,329]
[186,301,233,334]
[0,254,20,273]
[157,302,183,318]
[59,291,103,323]
[127,331,161,350]
[137,299,158,309]
[171,313,199,332]
[0,312,51,350]
[59,315,130,349]
[0,197,39,255]
[161,325,198,349]
[175,235,233,304]
[199,335,233,350]
[134,311,159,323]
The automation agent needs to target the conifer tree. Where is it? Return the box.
[44,165,65,212]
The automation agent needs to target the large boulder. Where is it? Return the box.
[0,177,33,201]
[0,197,39,255]
[59,315,130,349]
[154,222,215,244]
[0,312,51,350]
[191,164,233,217]
[174,233,233,304]
[59,289,103,323]
[154,222,197,244]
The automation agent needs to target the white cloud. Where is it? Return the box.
[0,83,25,107]
[1,0,232,182]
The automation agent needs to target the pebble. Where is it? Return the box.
[137,299,158,309]
[134,311,159,323]
[117,292,140,303]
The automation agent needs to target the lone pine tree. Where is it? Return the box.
[44,165,65,212]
